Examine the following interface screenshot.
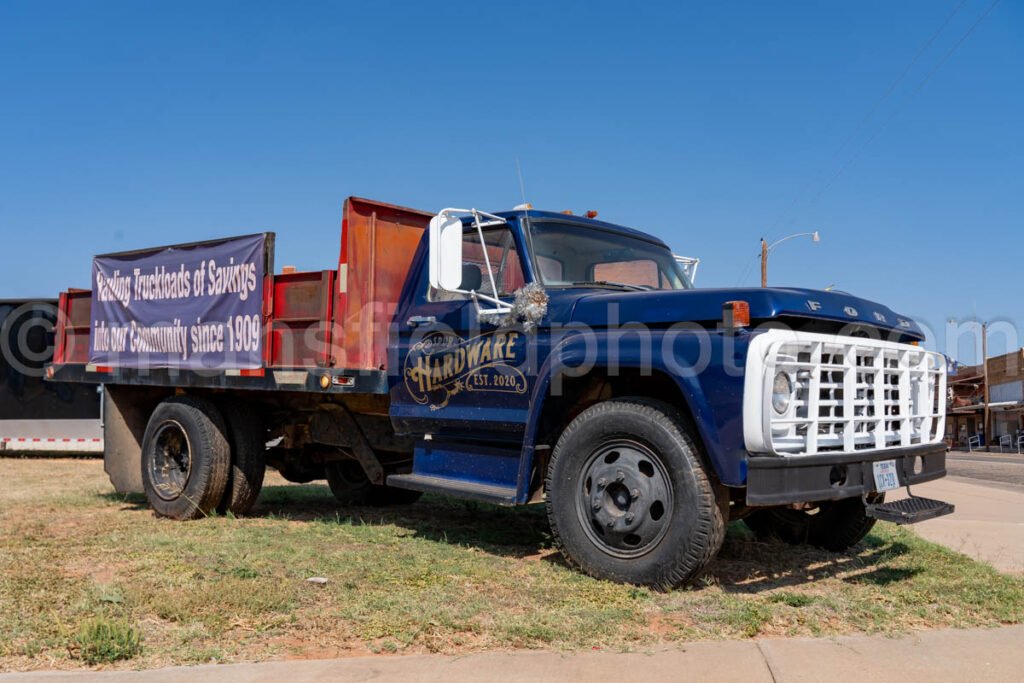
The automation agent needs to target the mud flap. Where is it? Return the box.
[103,385,165,493]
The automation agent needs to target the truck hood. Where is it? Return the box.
[565,287,925,340]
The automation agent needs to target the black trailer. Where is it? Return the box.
[0,299,101,452]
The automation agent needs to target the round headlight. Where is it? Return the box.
[771,371,793,414]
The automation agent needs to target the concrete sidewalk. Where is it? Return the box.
[2,625,1021,682]
[895,476,1024,573]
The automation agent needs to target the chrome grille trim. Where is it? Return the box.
[743,330,946,456]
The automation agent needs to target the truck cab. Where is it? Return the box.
[48,197,953,589]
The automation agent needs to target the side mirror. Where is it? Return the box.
[428,213,464,291]
[426,207,513,320]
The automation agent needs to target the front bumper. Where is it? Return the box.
[745,443,946,506]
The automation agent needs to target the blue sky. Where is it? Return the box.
[1,0,1020,363]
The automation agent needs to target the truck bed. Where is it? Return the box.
[49,197,431,394]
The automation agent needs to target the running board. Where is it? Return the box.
[865,495,954,525]
[386,473,518,506]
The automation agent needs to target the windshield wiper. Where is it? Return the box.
[569,280,651,292]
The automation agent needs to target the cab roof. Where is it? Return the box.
[492,209,671,249]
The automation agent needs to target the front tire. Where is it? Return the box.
[743,494,882,551]
[545,399,725,590]
[140,396,231,520]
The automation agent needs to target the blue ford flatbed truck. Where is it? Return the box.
[48,196,953,588]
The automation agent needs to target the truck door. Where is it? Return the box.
[390,219,533,446]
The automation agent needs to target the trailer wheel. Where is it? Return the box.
[140,396,230,520]
[743,494,882,551]
[545,399,725,590]
[217,403,267,516]
[324,460,422,506]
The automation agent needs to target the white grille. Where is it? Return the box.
[743,330,946,456]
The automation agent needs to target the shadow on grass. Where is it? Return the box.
[254,483,555,559]
[842,565,922,586]
[99,483,918,591]
[710,529,914,594]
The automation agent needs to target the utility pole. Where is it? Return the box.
[982,321,990,450]
[760,232,818,288]
[760,239,768,288]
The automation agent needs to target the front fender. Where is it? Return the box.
[520,327,754,500]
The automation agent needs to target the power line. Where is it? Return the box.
[737,0,1002,286]
[764,0,969,242]
[906,0,1002,99]
[790,0,999,216]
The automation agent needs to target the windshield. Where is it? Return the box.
[528,221,692,290]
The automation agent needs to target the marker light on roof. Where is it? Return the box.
[585,210,599,219]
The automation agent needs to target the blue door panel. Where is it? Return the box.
[390,224,538,446]
[411,440,522,489]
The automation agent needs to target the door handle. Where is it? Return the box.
[406,315,437,328]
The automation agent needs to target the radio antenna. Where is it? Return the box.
[515,157,528,207]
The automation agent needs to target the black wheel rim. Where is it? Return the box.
[150,420,192,501]
[575,438,674,559]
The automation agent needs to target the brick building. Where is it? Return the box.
[947,349,1024,450]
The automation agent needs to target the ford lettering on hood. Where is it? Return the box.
[568,286,924,341]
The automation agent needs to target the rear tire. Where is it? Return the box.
[545,399,725,590]
[325,460,423,506]
[743,494,882,551]
[140,396,230,520]
[217,402,266,516]
[273,457,323,484]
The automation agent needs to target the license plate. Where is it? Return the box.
[872,459,900,492]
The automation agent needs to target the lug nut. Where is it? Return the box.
[631,488,640,498]
[593,502,601,511]
[616,471,625,482]
[625,514,635,524]
[607,520,615,528]
[597,478,607,489]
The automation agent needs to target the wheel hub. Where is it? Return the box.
[606,482,631,513]
[577,440,674,558]
[150,420,192,501]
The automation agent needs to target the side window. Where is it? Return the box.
[465,228,525,295]
[431,227,526,300]
[593,259,660,288]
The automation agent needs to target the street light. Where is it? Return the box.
[760,231,820,287]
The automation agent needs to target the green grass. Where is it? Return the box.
[1,457,1023,671]
[768,592,817,608]
[73,618,142,665]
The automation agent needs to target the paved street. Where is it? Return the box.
[946,450,1024,488]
